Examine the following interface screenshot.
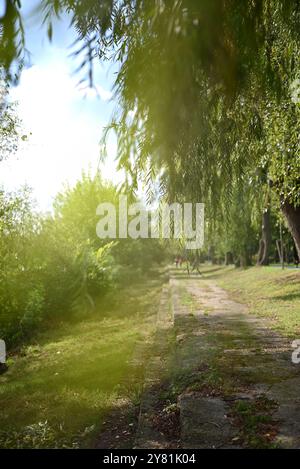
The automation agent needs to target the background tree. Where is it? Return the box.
[0,77,20,160]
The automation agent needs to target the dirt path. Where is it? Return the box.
[135,270,300,449]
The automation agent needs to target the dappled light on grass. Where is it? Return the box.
[217,267,300,336]
[0,275,163,448]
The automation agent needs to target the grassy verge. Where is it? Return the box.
[201,265,300,336]
[0,271,166,448]
[163,267,300,448]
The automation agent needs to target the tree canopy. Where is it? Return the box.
[1,0,300,258]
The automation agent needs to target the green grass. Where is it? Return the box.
[201,264,300,336]
[180,289,197,315]
[230,396,279,448]
[0,274,164,448]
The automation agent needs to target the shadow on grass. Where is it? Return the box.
[170,265,234,281]
[273,292,300,302]
[0,270,166,449]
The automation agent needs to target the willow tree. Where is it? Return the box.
[0,78,20,161]
[1,0,300,256]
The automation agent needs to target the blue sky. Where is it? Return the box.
[0,0,122,211]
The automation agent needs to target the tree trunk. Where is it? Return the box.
[257,208,271,265]
[281,201,300,260]
[293,243,299,267]
[257,239,264,264]
[225,251,234,265]
[209,245,216,264]
[240,251,252,268]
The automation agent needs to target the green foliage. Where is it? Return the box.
[0,174,167,348]
[1,1,300,260]
[0,1,24,81]
[0,275,161,448]
[232,396,278,449]
[0,78,20,160]
[1,2,300,347]
[0,187,42,346]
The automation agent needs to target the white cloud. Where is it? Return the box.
[1,58,122,211]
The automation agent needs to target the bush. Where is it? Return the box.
[0,176,168,349]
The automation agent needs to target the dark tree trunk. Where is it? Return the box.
[0,363,8,375]
[257,208,271,265]
[209,245,216,264]
[225,251,234,265]
[235,250,252,268]
[281,201,300,260]
[293,243,299,267]
[257,239,264,264]
[240,251,252,268]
